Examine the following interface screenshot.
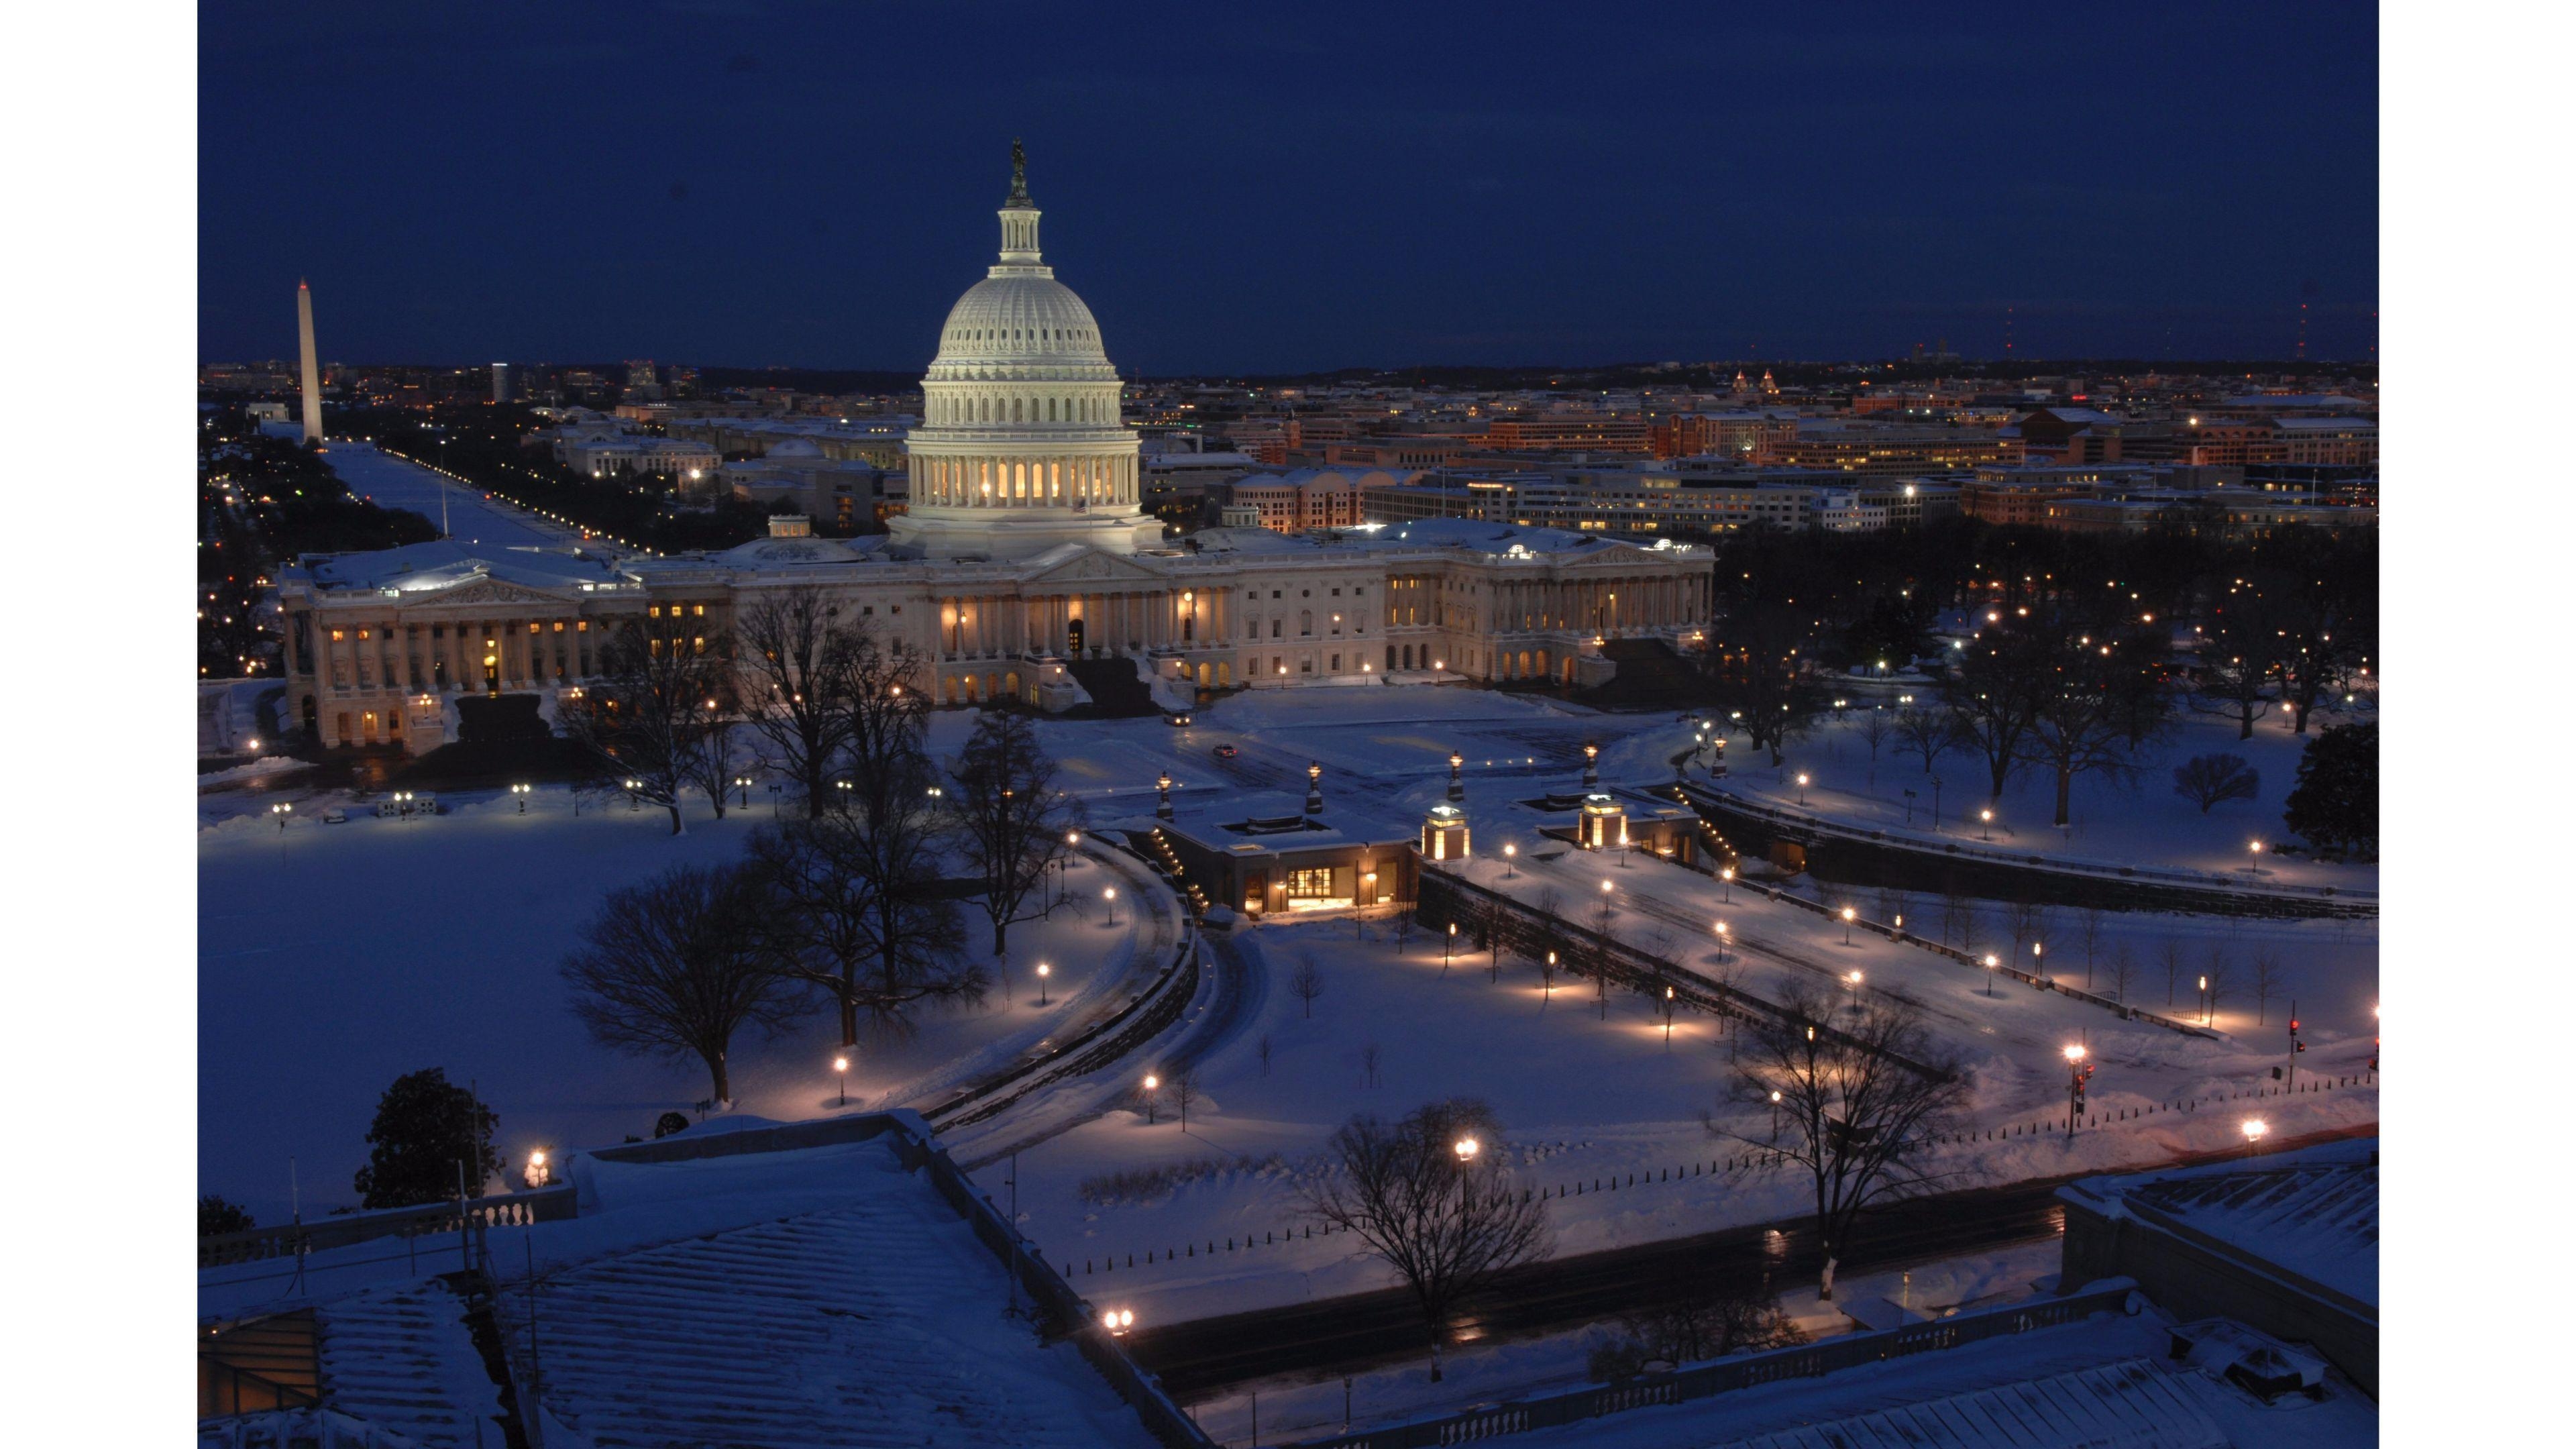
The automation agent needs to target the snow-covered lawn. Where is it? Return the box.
[199,786,1157,1224]
[1722,701,2379,891]
[322,441,588,552]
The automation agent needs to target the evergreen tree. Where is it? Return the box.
[2282,722,2377,857]
[352,1069,502,1210]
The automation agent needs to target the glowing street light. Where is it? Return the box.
[1715,920,1732,963]
[732,774,754,808]
[1720,865,1735,903]
[1768,1088,1784,1136]
[1983,953,1999,997]
[1841,905,1856,945]
[1979,807,1994,841]
[2245,839,2264,877]
[2241,1118,2269,1154]
[1036,962,1051,1007]
[1445,920,1458,971]
[1503,842,1517,878]
[1102,1307,1135,1335]
[1141,1073,1161,1124]
[270,800,292,832]
[1104,886,1118,926]
[525,1148,551,1189]
[1453,1136,1480,1164]
[1796,772,1811,806]
[1664,984,1677,1044]
[511,782,531,812]
[833,1054,849,1107]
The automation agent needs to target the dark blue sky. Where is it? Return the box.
[200,3,2377,374]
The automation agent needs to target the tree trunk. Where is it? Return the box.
[1428,1333,1444,1383]
[839,996,858,1049]
[2238,712,2254,741]
[666,802,686,836]
[706,1049,731,1104]
[993,919,1008,957]
[2053,767,2073,827]
[1819,1253,1838,1302]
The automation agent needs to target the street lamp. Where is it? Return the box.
[1503,842,1517,878]
[2031,941,2045,980]
[2198,974,2210,1026]
[1768,1088,1783,1136]
[1664,984,1676,1044]
[1141,1073,1161,1125]
[833,1054,849,1107]
[511,782,531,812]
[733,775,753,808]
[525,1148,551,1189]
[1978,806,1994,841]
[1453,1136,1479,1165]
[1036,963,1051,1007]
[1102,1308,1136,1335]
[270,801,292,831]
[1445,920,1458,971]
[2245,839,2263,877]
[1796,772,1810,806]
[1104,886,1118,926]
[1715,920,1731,963]
[2063,1043,2092,1139]
[1840,905,1856,945]
[1983,953,1999,997]
[2241,1118,2268,1155]
[1545,951,1558,998]
[1720,865,1734,903]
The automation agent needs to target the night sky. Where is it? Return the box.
[199,3,2378,374]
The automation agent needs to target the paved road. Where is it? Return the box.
[1124,1122,2373,1401]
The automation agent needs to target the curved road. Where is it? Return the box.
[1125,1122,2373,1401]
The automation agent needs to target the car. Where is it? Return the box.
[321,806,348,824]
[1165,712,1193,727]
[1212,743,1238,759]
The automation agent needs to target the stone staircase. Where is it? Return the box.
[1061,656,1163,718]
[313,1279,507,1449]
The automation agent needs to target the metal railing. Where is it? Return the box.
[1281,1284,2142,1448]
[1684,780,2375,910]
[198,1185,576,1269]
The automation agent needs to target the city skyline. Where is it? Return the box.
[200,3,2377,372]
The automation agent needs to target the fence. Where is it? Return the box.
[1681,781,2374,918]
[1277,1282,2143,1448]
[198,1185,576,1271]
[1413,867,1951,1081]
[1067,1071,2377,1279]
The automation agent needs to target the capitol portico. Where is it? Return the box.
[274,150,1714,751]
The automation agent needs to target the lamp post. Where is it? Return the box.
[270,801,292,832]
[1664,985,1676,1045]
[628,778,645,812]
[1715,920,1731,963]
[1796,772,1810,806]
[1769,1089,1783,1138]
[2031,941,2045,981]
[1978,806,1994,841]
[2198,974,2210,1026]
[1503,843,1517,878]
[2241,1117,2268,1155]
[1445,921,1458,972]
[1720,865,1734,903]
[2245,839,2263,878]
[1840,905,1856,945]
[1104,887,1118,927]
[733,775,753,808]
[2063,1044,2090,1139]
[1448,751,1464,802]
[1141,1074,1160,1125]
[1984,953,1999,997]
[1036,963,1051,1008]
[833,1054,849,1107]
[1545,951,1557,999]
[1157,771,1173,820]
[512,782,531,812]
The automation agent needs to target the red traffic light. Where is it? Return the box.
[2288,1019,2300,1032]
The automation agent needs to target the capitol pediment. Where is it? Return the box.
[1023,547,1167,586]
[414,576,579,607]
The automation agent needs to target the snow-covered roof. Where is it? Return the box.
[296,539,637,594]
[2062,1137,2377,1310]
[1711,1360,2224,1449]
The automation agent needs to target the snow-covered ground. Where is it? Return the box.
[322,441,592,552]
[199,784,1159,1224]
[1720,701,2379,891]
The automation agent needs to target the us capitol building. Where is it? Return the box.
[276,151,1712,752]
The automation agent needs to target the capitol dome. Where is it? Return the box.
[891,144,1159,562]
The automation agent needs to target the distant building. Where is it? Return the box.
[1756,421,2023,475]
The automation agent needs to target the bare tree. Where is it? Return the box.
[1590,1269,1803,1381]
[747,808,979,1046]
[947,710,1080,957]
[1855,708,1893,788]
[1290,954,1326,1018]
[2158,938,2186,1007]
[2249,950,2286,1026]
[1892,704,1949,775]
[2004,900,2048,970]
[1170,1069,1200,1130]
[1873,888,1910,934]
[2172,753,2261,813]
[2011,618,2171,826]
[734,586,857,818]
[561,619,730,835]
[1712,983,1969,1301]
[2192,582,2290,741]
[1955,900,1986,957]
[560,863,810,1104]
[1301,1099,1549,1381]
[2108,942,2139,1004]
[680,680,743,822]
[2076,908,2106,988]
[2202,945,2236,1023]
[1938,892,1972,949]
[1360,1042,1383,1089]
[1941,623,2049,804]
